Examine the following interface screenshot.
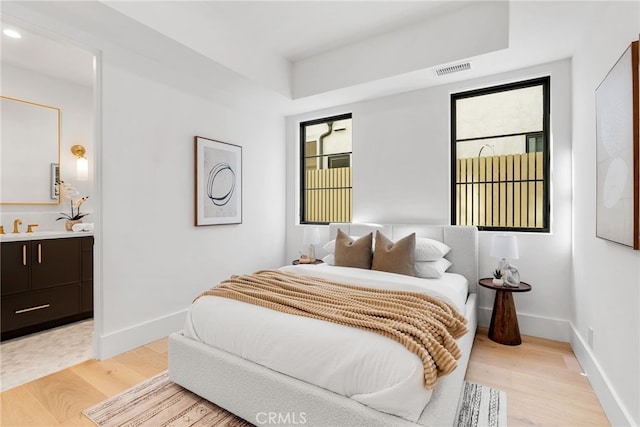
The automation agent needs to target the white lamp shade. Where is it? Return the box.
[490,234,519,260]
[76,156,89,181]
[303,227,321,245]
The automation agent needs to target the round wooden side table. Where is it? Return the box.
[478,278,532,346]
[292,259,324,265]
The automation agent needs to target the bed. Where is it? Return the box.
[169,224,478,426]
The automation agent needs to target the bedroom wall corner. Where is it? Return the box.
[571,2,640,426]
[570,324,637,427]
[286,59,574,344]
[97,55,287,358]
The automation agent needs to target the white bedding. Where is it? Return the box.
[183,265,470,422]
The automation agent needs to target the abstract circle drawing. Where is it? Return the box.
[207,162,236,206]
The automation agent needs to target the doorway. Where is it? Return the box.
[0,21,98,390]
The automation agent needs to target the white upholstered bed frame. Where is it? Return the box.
[169,224,478,426]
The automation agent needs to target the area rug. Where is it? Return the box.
[455,381,507,427]
[82,371,251,427]
[83,371,506,427]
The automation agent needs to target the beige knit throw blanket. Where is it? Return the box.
[197,269,468,389]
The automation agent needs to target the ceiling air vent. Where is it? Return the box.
[435,62,471,76]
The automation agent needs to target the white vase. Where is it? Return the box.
[492,278,504,286]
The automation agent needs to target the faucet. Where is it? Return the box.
[27,224,39,233]
[13,219,22,234]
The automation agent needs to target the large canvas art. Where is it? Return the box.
[595,40,639,249]
[195,136,242,226]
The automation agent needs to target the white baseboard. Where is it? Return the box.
[570,324,636,427]
[477,306,570,342]
[96,309,188,360]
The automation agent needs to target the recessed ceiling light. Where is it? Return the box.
[3,29,22,39]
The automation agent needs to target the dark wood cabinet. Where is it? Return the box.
[81,237,93,313]
[1,236,93,340]
[0,242,30,295]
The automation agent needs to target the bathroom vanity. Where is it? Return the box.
[1,233,93,340]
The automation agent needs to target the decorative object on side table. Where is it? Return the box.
[492,269,504,286]
[303,226,321,262]
[56,181,89,231]
[479,278,532,345]
[490,234,520,287]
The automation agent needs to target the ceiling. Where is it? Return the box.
[1,23,94,88]
[166,1,471,63]
[1,1,602,114]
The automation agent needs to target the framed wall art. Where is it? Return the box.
[195,136,242,226]
[595,40,639,249]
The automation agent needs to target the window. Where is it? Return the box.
[451,77,550,232]
[300,113,352,224]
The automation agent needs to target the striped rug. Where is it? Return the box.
[455,381,507,427]
[83,371,506,427]
[82,371,251,427]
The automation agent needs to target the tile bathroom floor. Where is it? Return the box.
[0,319,93,391]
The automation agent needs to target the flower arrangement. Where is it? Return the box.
[56,181,90,222]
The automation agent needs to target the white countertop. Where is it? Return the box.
[0,230,93,242]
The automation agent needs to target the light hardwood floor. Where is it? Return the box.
[0,328,610,426]
[466,329,609,427]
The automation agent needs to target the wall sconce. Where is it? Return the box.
[71,144,88,181]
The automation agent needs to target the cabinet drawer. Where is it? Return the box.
[1,285,82,333]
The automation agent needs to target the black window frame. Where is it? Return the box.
[450,76,551,232]
[300,113,353,225]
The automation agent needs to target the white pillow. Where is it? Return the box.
[322,239,337,254]
[415,258,452,279]
[322,254,335,265]
[415,238,451,261]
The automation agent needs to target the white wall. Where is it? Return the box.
[1,64,94,230]
[98,61,286,357]
[287,59,574,342]
[4,2,287,359]
[571,2,640,426]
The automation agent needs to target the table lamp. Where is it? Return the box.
[490,234,520,287]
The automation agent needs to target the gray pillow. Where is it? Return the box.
[334,229,373,269]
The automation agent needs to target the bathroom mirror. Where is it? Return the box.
[1,96,60,205]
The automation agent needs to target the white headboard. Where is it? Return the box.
[328,223,479,293]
